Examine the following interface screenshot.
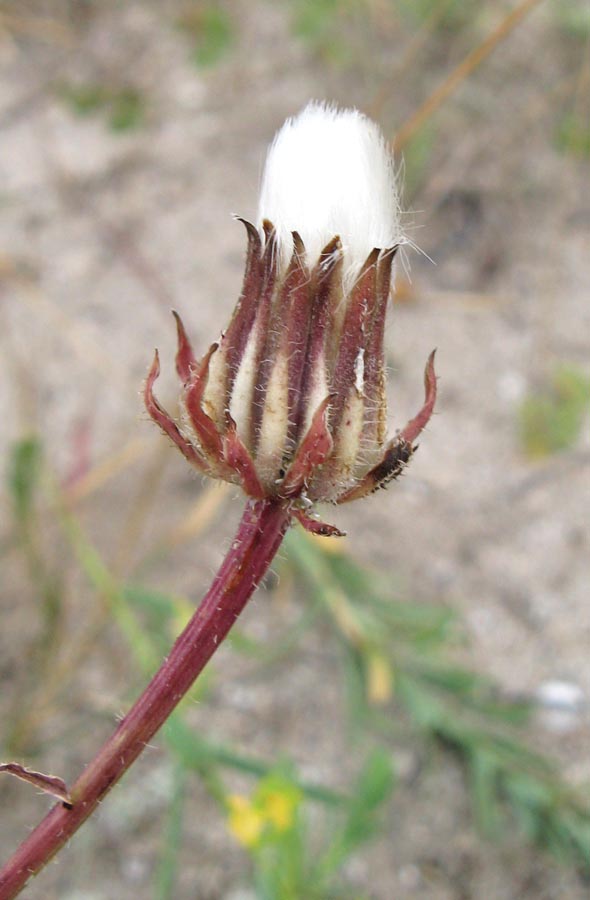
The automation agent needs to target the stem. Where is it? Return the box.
[0,498,290,900]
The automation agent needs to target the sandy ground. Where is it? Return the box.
[1,1,589,897]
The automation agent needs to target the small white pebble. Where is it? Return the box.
[536,679,586,734]
[536,680,585,711]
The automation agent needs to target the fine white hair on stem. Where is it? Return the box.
[257,100,403,284]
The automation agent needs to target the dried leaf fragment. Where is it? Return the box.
[0,762,72,806]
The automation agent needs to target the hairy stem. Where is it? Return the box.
[0,498,290,900]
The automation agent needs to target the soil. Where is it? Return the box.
[1,2,589,898]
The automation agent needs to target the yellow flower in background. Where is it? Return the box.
[366,650,394,706]
[227,795,264,848]
[260,787,299,832]
[227,777,301,849]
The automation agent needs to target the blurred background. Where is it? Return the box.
[1,1,589,897]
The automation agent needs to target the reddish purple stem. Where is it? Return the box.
[0,498,290,900]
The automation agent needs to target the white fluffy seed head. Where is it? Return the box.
[257,101,402,283]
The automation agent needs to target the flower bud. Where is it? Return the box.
[145,102,436,535]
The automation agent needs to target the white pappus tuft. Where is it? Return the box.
[257,101,403,283]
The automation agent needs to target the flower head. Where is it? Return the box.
[145,102,436,536]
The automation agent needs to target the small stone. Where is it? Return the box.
[536,680,586,734]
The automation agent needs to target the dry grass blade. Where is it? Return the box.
[0,10,74,46]
[65,437,150,503]
[572,30,590,121]
[7,268,125,380]
[110,441,170,575]
[147,481,231,556]
[369,0,458,120]
[393,0,545,152]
